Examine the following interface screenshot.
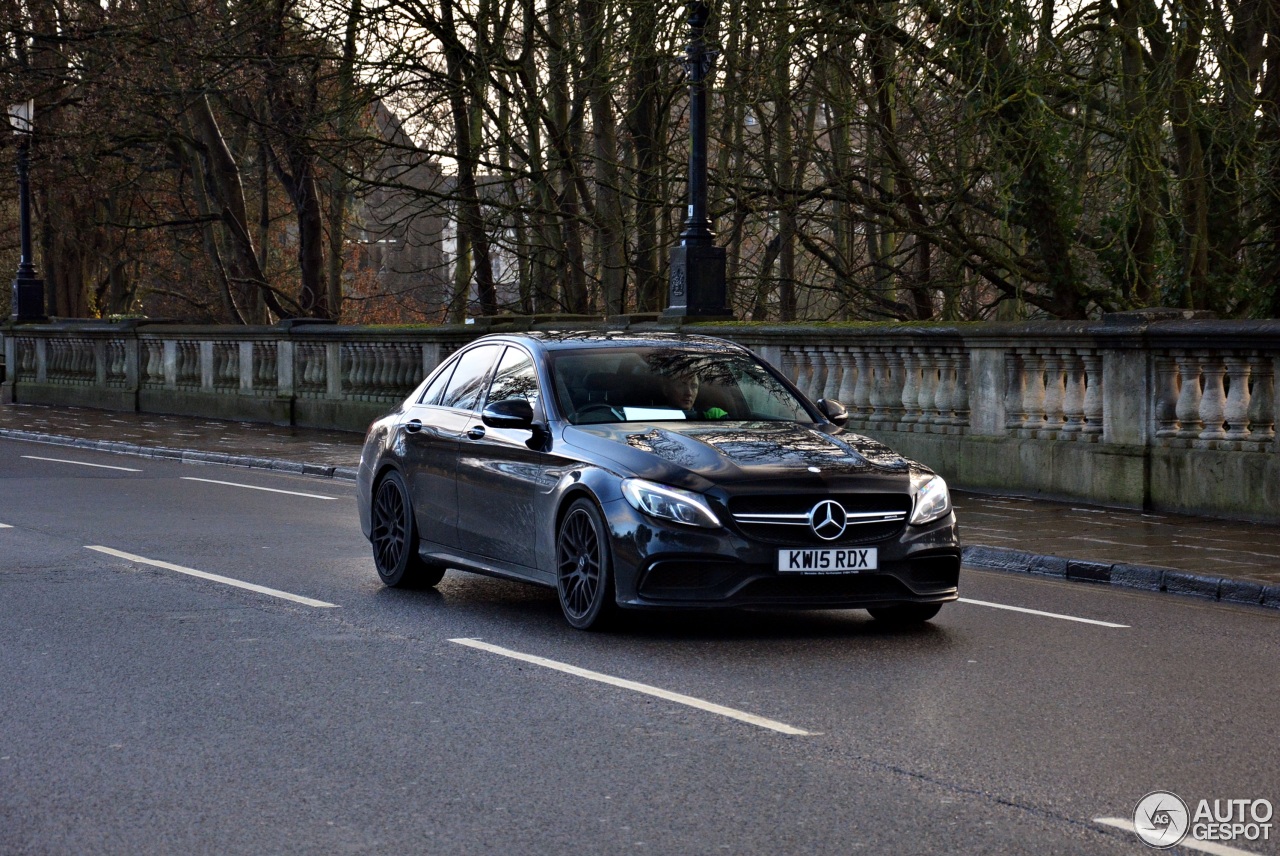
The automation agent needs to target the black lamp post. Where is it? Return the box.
[664,1,730,320]
[9,99,46,323]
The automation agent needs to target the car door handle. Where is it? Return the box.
[404,419,423,434]
[466,425,486,440]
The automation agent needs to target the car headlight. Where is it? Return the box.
[621,478,721,529]
[909,472,952,525]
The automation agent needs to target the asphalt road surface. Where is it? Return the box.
[2,437,1277,855]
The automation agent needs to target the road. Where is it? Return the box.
[1,437,1277,855]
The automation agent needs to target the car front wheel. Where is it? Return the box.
[556,498,618,630]
[371,470,446,588]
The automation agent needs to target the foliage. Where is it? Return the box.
[1,0,1277,322]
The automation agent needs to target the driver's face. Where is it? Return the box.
[664,374,700,410]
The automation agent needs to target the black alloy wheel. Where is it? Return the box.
[556,498,618,630]
[371,470,446,588]
[866,603,943,625]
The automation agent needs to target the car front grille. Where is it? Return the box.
[726,493,911,546]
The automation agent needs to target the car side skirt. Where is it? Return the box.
[419,542,555,588]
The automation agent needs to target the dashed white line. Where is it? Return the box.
[22,455,141,472]
[180,476,340,500]
[1093,818,1264,856]
[85,546,339,608]
[957,598,1129,628]
[450,638,812,736]
[0,523,12,529]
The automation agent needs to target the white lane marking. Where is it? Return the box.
[85,546,339,608]
[1093,818,1264,856]
[451,638,812,736]
[957,597,1129,628]
[181,477,340,500]
[22,455,141,472]
[0,523,12,529]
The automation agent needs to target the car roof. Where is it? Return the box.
[470,330,747,354]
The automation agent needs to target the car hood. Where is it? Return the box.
[562,421,914,493]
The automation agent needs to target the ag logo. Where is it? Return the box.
[1134,791,1190,848]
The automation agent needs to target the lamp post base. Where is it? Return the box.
[664,244,731,320]
[11,277,47,323]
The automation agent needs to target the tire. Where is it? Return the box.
[867,603,943,625]
[555,498,618,630]
[370,470,446,588]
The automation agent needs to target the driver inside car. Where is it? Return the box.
[658,370,729,420]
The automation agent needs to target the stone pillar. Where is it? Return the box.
[1081,352,1103,438]
[1152,355,1179,440]
[899,350,919,426]
[1245,356,1275,451]
[1195,354,1227,445]
[326,342,343,397]
[1102,345,1150,447]
[1061,353,1085,434]
[835,347,857,404]
[123,335,140,397]
[163,340,177,389]
[33,337,47,383]
[966,346,1008,436]
[93,339,107,386]
[1040,352,1065,437]
[239,342,255,393]
[200,340,215,390]
[1222,357,1251,443]
[421,342,441,381]
[1173,353,1204,443]
[277,338,295,397]
[916,350,938,432]
[0,332,15,403]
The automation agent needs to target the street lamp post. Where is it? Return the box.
[9,99,46,323]
[664,1,730,320]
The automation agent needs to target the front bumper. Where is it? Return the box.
[605,500,961,610]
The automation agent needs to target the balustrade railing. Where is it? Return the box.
[2,316,1276,518]
[1000,347,1104,441]
[1155,349,1277,452]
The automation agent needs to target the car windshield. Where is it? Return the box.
[549,346,812,425]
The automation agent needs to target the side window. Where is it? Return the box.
[439,345,500,411]
[487,347,541,409]
[419,354,459,405]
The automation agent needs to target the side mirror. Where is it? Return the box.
[482,397,535,430]
[817,398,848,426]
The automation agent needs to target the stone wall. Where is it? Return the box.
[3,314,1277,521]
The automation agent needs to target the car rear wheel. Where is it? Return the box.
[556,499,618,630]
[371,470,446,588]
[867,603,943,625]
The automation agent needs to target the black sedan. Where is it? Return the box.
[357,332,961,629]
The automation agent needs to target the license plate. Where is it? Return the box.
[777,547,878,573]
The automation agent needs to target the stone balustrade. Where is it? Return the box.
[2,313,1277,521]
[3,322,475,431]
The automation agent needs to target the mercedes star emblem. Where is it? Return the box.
[808,500,848,540]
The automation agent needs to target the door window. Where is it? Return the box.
[486,347,541,409]
[438,345,500,411]
[419,354,458,405]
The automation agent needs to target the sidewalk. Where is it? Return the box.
[2,402,1278,608]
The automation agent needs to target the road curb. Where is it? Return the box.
[962,545,1280,611]
[0,427,359,483]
